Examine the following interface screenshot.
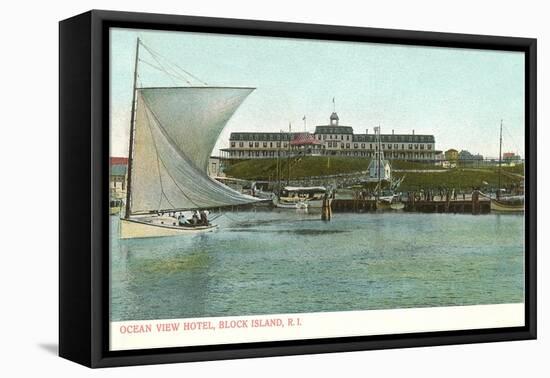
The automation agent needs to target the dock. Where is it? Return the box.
[331,197,490,214]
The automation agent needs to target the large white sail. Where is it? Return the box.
[128,87,258,215]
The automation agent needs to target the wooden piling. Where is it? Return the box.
[321,197,332,221]
[472,190,480,215]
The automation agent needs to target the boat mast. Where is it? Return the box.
[377,125,381,199]
[287,123,291,185]
[276,130,281,195]
[124,37,141,219]
[498,119,503,199]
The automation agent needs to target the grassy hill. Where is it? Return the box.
[223,156,524,191]
[224,156,371,180]
[224,156,454,180]
[394,169,523,191]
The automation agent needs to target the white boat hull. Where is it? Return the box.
[490,199,524,213]
[120,217,218,239]
[304,199,323,209]
[390,202,405,210]
[275,201,308,209]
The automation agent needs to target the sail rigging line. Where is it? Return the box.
[502,123,523,159]
[141,47,189,86]
[139,59,193,86]
[140,42,208,86]
[142,100,178,212]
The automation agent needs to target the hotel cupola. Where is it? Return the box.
[330,112,340,126]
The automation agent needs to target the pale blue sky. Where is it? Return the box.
[110,27,525,158]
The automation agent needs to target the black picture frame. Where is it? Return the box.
[59,9,537,368]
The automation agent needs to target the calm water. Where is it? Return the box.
[110,211,524,321]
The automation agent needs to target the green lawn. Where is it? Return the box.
[394,168,523,191]
[224,156,371,180]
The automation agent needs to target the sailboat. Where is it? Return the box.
[120,38,260,239]
[490,120,524,213]
[364,125,398,209]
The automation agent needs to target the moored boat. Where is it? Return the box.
[490,198,524,213]
[492,120,524,213]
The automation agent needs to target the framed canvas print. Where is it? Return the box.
[59,10,536,368]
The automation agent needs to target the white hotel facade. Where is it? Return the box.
[221,112,438,162]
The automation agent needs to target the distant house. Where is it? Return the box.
[110,157,128,198]
[459,150,484,165]
[503,152,521,161]
[445,149,459,162]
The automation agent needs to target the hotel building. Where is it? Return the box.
[221,112,437,161]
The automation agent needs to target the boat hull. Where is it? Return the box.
[490,199,524,213]
[120,217,218,239]
[110,207,121,216]
[390,202,405,210]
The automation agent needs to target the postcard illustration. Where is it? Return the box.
[109,28,525,350]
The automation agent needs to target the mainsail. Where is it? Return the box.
[128,86,258,215]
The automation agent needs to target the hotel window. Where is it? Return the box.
[388,144,392,149]
[328,142,332,147]
[276,142,281,147]
[382,144,386,149]
[401,144,404,149]
[408,144,413,149]
[414,144,418,149]
[394,144,398,149]
[249,142,253,147]
[420,144,424,150]
[255,142,259,147]
[230,142,235,147]
[239,142,243,147]
[370,144,373,149]
[346,135,350,141]
[263,142,267,147]
[341,135,344,140]
[322,135,326,140]
[284,143,287,148]
[354,143,358,149]
[428,144,432,150]
[330,135,333,139]
[340,143,344,148]
[346,143,350,148]
[361,143,365,148]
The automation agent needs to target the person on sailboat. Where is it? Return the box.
[188,211,199,226]
[199,210,209,226]
[178,213,187,227]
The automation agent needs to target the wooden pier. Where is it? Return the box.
[331,197,490,214]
